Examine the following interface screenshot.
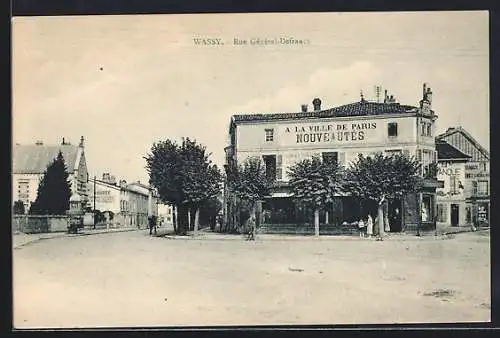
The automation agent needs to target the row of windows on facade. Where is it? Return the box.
[264,121,432,142]
[261,149,437,181]
[445,176,489,196]
[120,198,148,212]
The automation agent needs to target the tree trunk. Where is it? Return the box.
[176,204,189,235]
[314,208,320,237]
[188,209,192,231]
[378,204,385,238]
[172,205,177,233]
[194,207,200,235]
[384,200,390,232]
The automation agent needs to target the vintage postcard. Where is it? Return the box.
[12,11,490,328]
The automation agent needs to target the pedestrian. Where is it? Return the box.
[148,216,156,236]
[358,218,366,237]
[366,214,373,238]
[246,214,256,241]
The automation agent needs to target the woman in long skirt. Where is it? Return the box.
[366,214,373,238]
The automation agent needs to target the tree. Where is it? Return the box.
[288,156,344,237]
[180,138,222,233]
[13,200,25,215]
[144,138,222,235]
[344,153,421,236]
[29,151,72,215]
[199,197,223,230]
[228,157,270,233]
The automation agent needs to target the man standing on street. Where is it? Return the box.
[148,216,157,236]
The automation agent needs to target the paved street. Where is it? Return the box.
[13,230,490,328]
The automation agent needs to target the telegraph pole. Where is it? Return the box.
[93,175,96,229]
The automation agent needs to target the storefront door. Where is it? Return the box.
[451,204,459,227]
[388,199,402,232]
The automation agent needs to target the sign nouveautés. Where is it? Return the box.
[285,122,377,144]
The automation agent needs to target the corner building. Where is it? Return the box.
[224,84,439,233]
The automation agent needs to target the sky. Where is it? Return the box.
[12,11,489,184]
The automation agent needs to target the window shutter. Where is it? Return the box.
[403,149,410,159]
[416,149,422,162]
[338,152,346,166]
[472,181,478,195]
[276,155,282,180]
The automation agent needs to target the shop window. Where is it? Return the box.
[388,122,398,137]
[265,128,274,142]
[421,195,433,222]
[477,203,489,223]
[437,203,447,223]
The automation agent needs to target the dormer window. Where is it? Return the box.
[265,128,274,142]
[388,122,398,137]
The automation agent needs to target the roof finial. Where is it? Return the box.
[79,136,84,148]
[360,90,365,102]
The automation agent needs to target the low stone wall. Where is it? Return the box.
[12,215,69,234]
[259,223,360,236]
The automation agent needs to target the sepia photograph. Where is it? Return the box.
[11,11,490,328]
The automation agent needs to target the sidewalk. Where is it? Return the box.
[159,226,489,242]
[12,227,139,249]
[160,231,431,242]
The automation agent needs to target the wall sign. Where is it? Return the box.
[285,122,377,144]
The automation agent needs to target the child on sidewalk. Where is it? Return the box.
[358,218,366,237]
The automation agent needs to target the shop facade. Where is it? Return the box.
[224,84,439,233]
[436,127,490,226]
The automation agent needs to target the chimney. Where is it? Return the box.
[79,136,85,148]
[384,90,388,103]
[420,82,432,110]
[62,137,65,145]
[312,98,321,111]
[425,87,432,105]
[301,104,308,112]
[35,140,43,145]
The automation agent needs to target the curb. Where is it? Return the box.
[13,228,139,249]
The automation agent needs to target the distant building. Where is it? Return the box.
[224,84,439,233]
[435,139,471,226]
[157,203,175,226]
[436,127,490,226]
[87,175,159,228]
[12,137,89,213]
